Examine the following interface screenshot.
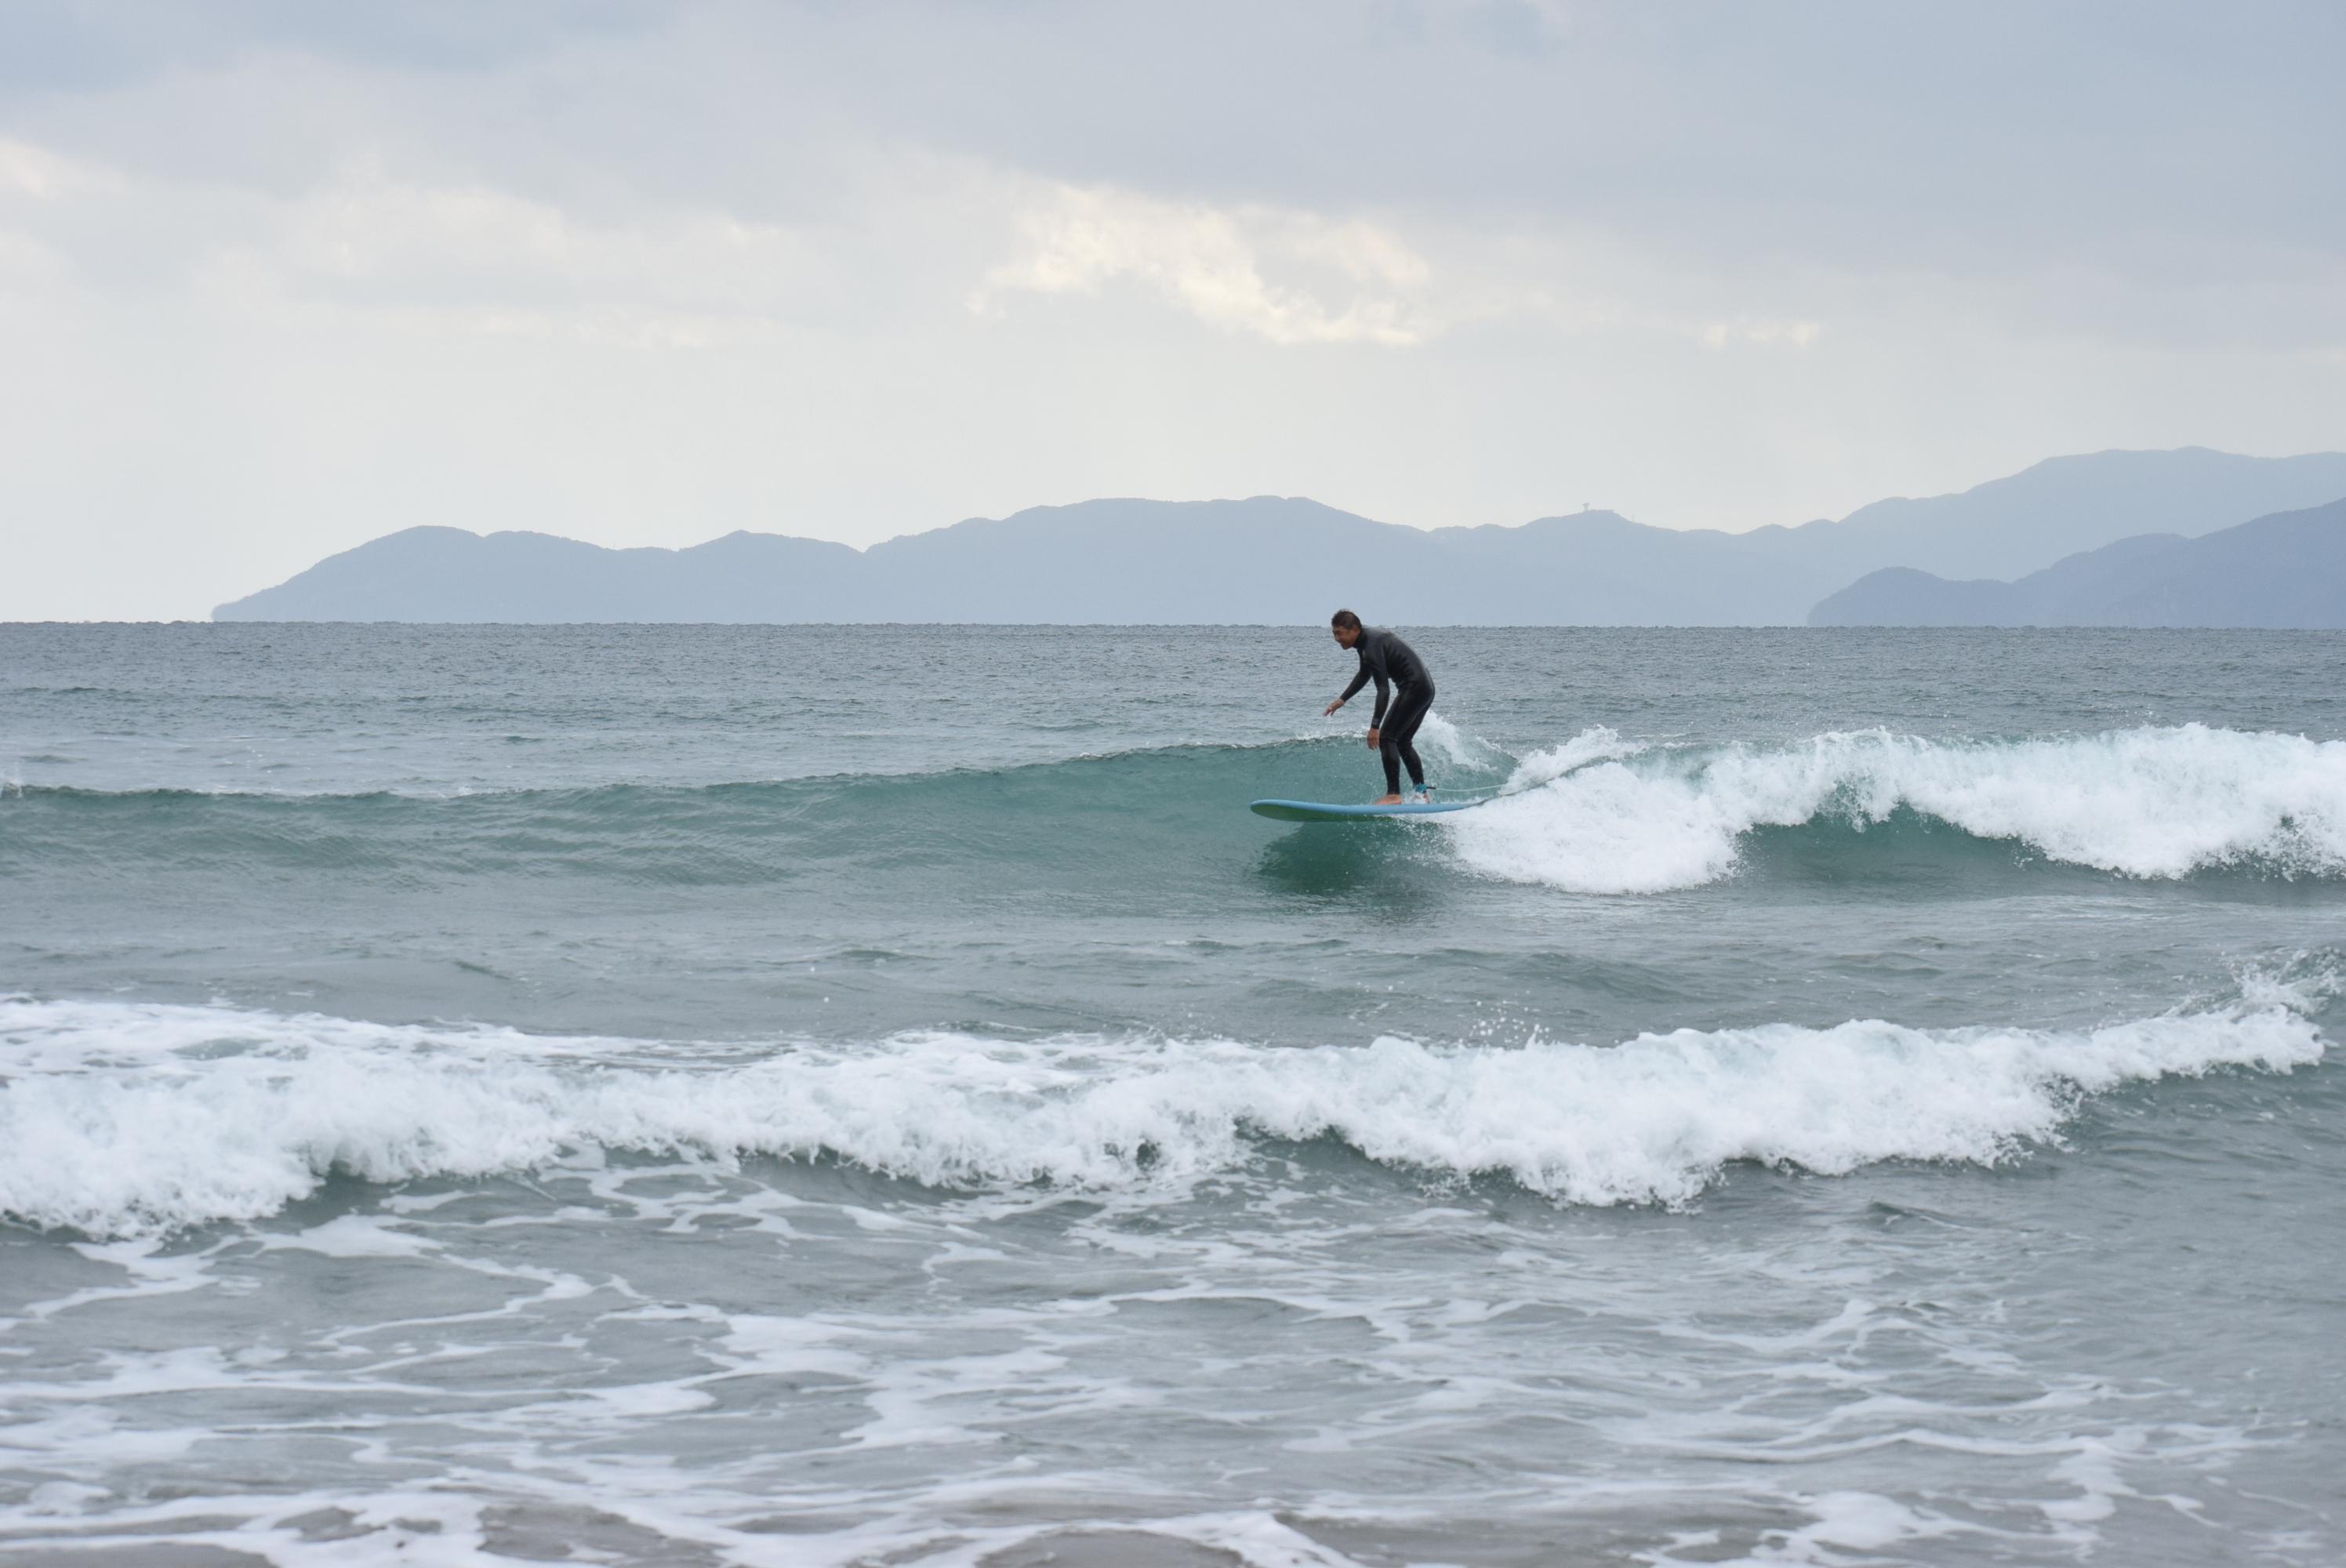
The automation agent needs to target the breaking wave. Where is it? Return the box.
[0,979,2325,1238]
[1450,723,2346,893]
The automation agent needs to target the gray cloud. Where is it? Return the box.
[0,0,663,89]
[13,2,2340,274]
[603,2,2346,278]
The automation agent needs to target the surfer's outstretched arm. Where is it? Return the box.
[1327,677,1389,735]
[1326,658,1373,717]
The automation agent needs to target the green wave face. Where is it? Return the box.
[0,738,1430,890]
[8,726,2342,898]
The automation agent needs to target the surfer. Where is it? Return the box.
[1323,610,1436,804]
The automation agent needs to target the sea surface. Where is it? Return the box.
[3,622,2343,1567]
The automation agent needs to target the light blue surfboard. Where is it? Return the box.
[1250,797,1483,822]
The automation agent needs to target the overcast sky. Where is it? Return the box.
[4,1,2342,619]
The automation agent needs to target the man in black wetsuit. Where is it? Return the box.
[1322,609,1436,804]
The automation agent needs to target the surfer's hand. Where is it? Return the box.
[1323,699,1344,717]
[1365,728,1381,748]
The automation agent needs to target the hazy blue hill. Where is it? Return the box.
[857,497,1395,622]
[1807,535,2192,626]
[1414,514,1827,625]
[1791,447,2346,581]
[1806,566,2020,626]
[213,448,2346,624]
[855,499,1829,624]
[218,526,865,622]
[1809,499,2346,626]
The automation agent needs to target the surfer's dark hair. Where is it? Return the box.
[1331,609,1361,630]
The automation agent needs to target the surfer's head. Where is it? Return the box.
[1331,608,1362,648]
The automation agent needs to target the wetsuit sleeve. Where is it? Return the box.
[1338,653,1371,705]
[1369,673,1390,728]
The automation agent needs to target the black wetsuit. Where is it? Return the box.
[1338,626,1436,796]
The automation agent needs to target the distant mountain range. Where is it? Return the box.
[214,448,2346,626]
[1810,497,2346,627]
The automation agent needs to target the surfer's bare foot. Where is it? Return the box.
[1373,793,1404,804]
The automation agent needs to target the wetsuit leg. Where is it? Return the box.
[1381,682,1435,793]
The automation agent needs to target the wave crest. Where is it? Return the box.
[1452,724,2346,893]
[0,989,2322,1238]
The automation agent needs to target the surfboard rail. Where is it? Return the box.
[1249,797,1482,822]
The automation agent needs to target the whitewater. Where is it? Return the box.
[0,986,2327,1237]
[5,622,2344,1567]
[1454,721,2346,893]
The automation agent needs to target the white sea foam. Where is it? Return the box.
[0,991,2322,1237]
[1413,712,1512,772]
[1497,724,1648,791]
[1449,724,2346,893]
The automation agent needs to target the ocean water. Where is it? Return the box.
[2,622,2343,1567]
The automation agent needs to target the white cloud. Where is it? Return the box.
[0,136,827,349]
[971,182,1846,360]
[264,169,817,343]
[0,137,124,200]
[1699,318,1823,350]
[976,184,1443,347]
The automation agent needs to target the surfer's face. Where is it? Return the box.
[1332,625,1360,649]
